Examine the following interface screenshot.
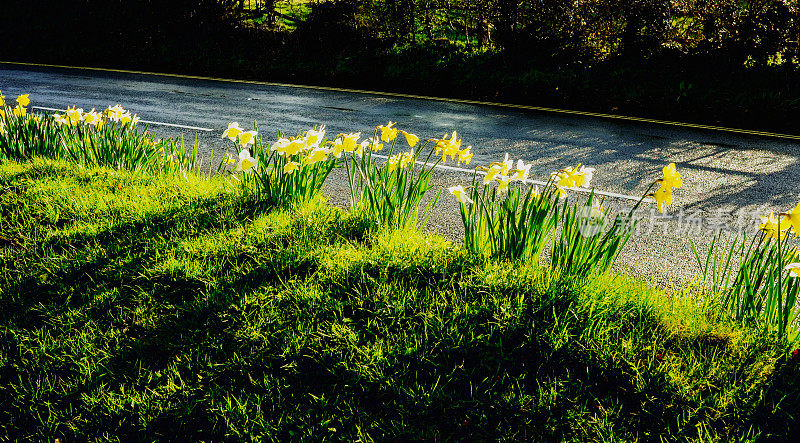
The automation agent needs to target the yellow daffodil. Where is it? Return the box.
[458,146,473,165]
[480,164,504,184]
[341,132,360,152]
[387,151,415,171]
[782,201,800,237]
[387,154,401,171]
[510,159,532,182]
[105,104,127,122]
[271,138,290,154]
[551,164,594,189]
[399,130,419,147]
[238,130,258,147]
[0,91,5,106]
[361,136,383,153]
[552,170,574,188]
[284,161,300,174]
[0,109,4,119]
[434,131,462,162]
[785,263,800,277]
[330,138,346,158]
[331,132,361,158]
[377,121,398,143]
[448,185,474,204]
[570,165,595,188]
[499,153,513,175]
[305,126,326,148]
[119,112,139,126]
[497,174,511,192]
[65,107,83,125]
[759,212,791,240]
[652,185,673,213]
[304,147,329,165]
[16,94,30,107]
[13,105,27,117]
[532,185,541,199]
[235,149,257,173]
[222,122,243,141]
[659,163,682,190]
[83,109,101,126]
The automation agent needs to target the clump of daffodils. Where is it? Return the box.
[221,122,260,173]
[0,92,33,123]
[551,164,595,198]
[105,104,140,126]
[432,131,473,166]
[271,126,332,169]
[474,153,533,194]
[52,104,139,128]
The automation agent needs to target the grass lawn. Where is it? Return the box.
[1,158,799,441]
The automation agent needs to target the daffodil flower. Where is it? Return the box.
[448,185,474,204]
[238,130,258,147]
[387,154,401,172]
[399,130,419,147]
[303,147,328,165]
[119,112,139,126]
[434,131,462,161]
[458,146,473,165]
[283,161,300,174]
[65,107,83,125]
[552,170,575,189]
[235,149,257,173]
[782,201,800,237]
[510,159,532,182]
[500,153,513,175]
[497,174,511,192]
[16,94,30,107]
[105,104,127,122]
[330,138,346,158]
[481,164,504,184]
[12,105,26,117]
[271,138,290,154]
[361,136,383,152]
[387,151,415,171]
[222,122,244,141]
[399,151,414,169]
[785,263,800,277]
[570,165,595,188]
[759,212,791,240]
[377,121,398,143]
[305,126,326,148]
[83,109,101,126]
[341,132,360,152]
[659,163,682,190]
[652,185,673,213]
[0,91,5,107]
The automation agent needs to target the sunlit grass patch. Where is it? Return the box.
[2,149,800,439]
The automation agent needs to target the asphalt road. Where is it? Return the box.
[3,63,800,287]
